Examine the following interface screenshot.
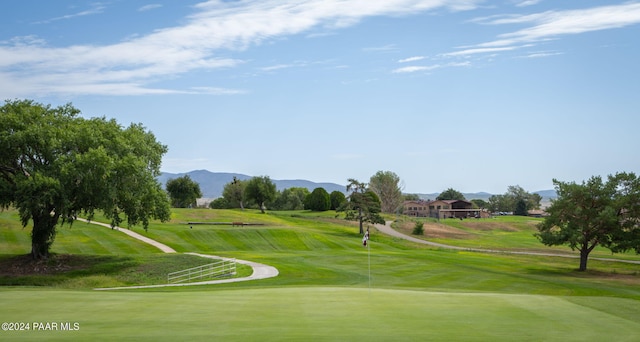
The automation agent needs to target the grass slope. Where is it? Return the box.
[1,208,640,340]
[394,215,640,260]
[1,288,639,341]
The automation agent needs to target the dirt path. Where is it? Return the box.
[78,219,279,290]
[374,221,640,265]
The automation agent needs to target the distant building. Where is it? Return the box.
[526,209,548,218]
[403,199,487,219]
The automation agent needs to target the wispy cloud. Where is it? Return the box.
[514,0,542,7]
[447,3,640,59]
[443,45,523,57]
[33,3,106,24]
[138,4,163,12]
[392,61,470,73]
[363,44,398,53]
[398,56,425,63]
[1,0,483,97]
[518,51,563,58]
[261,64,295,72]
[188,86,247,95]
[393,65,438,73]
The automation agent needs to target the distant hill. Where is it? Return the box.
[533,189,557,198]
[416,190,556,202]
[158,170,346,198]
[158,169,557,201]
[416,192,494,201]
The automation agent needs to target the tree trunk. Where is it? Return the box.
[30,211,58,260]
[358,208,364,235]
[578,239,598,271]
[578,248,589,271]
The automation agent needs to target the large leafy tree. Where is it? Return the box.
[506,185,542,212]
[514,199,528,216]
[222,176,247,210]
[166,175,202,208]
[339,179,384,234]
[368,170,403,213]
[272,187,309,210]
[0,100,171,260]
[244,176,276,213]
[436,188,466,201]
[536,172,640,271]
[329,190,346,210]
[470,199,488,209]
[488,185,541,213]
[403,193,420,201]
[304,187,331,211]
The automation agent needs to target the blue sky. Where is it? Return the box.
[2,1,639,194]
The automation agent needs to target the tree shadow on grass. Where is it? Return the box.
[0,254,136,286]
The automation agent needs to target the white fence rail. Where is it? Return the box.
[167,259,236,284]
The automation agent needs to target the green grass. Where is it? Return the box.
[395,215,640,261]
[1,288,639,341]
[0,209,253,287]
[0,210,161,255]
[2,208,640,340]
[0,253,253,288]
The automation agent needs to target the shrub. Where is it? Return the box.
[412,221,424,235]
[209,197,230,209]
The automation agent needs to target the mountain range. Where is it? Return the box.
[158,170,346,198]
[158,170,557,200]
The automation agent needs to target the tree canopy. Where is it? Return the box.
[470,199,488,209]
[244,176,276,213]
[304,187,331,211]
[369,170,403,213]
[166,175,202,208]
[403,193,420,201]
[329,191,346,210]
[272,187,309,210]
[221,176,247,209]
[536,172,640,271]
[339,178,384,234]
[0,99,171,259]
[436,188,466,201]
[488,185,541,213]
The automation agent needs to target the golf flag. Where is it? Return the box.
[362,229,369,246]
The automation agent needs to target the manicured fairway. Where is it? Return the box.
[2,209,640,340]
[1,287,639,341]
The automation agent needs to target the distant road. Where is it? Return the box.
[374,221,640,265]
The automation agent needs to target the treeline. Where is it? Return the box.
[167,172,544,216]
[208,176,348,211]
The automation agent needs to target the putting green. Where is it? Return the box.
[1,287,639,341]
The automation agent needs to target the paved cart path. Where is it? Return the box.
[77,219,278,290]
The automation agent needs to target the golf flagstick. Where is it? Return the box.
[363,227,371,294]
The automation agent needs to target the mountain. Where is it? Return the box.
[415,190,556,202]
[415,192,494,201]
[534,189,557,198]
[158,169,558,201]
[158,170,346,198]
